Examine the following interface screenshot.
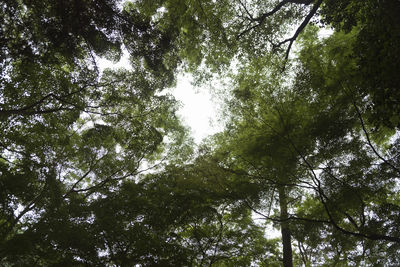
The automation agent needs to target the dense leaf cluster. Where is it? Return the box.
[1,0,399,266]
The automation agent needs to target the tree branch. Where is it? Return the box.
[353,102,400,174]
[237,0,314,39]
[275,0,323,64]
[273,105,400,243]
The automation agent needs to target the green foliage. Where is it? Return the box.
[0,0,185,265]
[1,0,400,266]
[320,0,400,130]
[198,19,400,266]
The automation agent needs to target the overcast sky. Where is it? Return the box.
[168,74,221,143]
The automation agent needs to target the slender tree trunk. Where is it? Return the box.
[278,186,293,267]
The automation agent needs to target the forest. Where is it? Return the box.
[1,0,399,266]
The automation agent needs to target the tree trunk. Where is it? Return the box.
[278,186,293,267]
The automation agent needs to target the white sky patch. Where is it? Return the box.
[169,74,222,144]
[97,49,131,71]
[318,27,334,40]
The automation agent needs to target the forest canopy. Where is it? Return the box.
[1,0,399,266]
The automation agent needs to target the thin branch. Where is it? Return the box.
[237,0,313,39]
[292,137,400,243]
[1,177,49,237]
[238,0,254,21]
[62,154,109,199]
[237,1,285,38]
[273,105,400,243]
[298,239,308,266]
[276,0,323,64]
[0,81,90,117]
[353,102,400,174]
[243,198,331,224]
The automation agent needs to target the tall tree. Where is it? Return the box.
[2,0,399,265]
[0,0,186,264]
[197,53,313,266]
[289,27,400,264]
[196,25,400,265]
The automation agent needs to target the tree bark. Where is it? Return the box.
[278,186,293,267]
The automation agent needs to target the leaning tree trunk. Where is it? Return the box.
[278,186,293,267]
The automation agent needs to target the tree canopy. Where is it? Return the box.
[1,0,399,266]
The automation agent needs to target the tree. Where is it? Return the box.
[290,27,400,263]
[0,68,186,264]
[193,25,400,265]
[132,0,400,127]
[209,59,319,266]
[2,0,400,265]
[0,0,186,264]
